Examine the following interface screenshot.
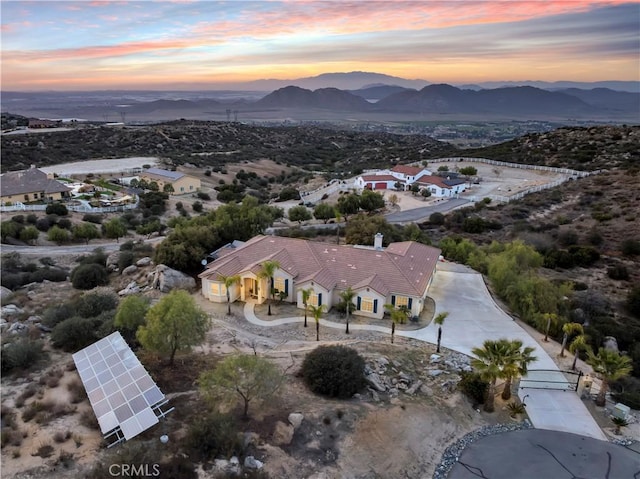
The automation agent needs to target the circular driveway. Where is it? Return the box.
[448,429,640,479]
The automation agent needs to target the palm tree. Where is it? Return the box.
[301,288,312,328]
[217,274,241,316]
[309,304,324,341]
[384,303,406,344]
[587,348,633,407]
[536,313,559,342]
[501,340,537,400]
[258,260,280,316]
[560,322,583,357]
[340,287,356,334]
[611,416,629,435]
[434,312,449,353]
[335,210,342,245]
[569,334,590,371]
[471,339,511,412]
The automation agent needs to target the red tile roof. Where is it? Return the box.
[391,165,423,176]
[416,175,452,189]
[200,235,440,298]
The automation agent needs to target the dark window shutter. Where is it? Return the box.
[408,298,413,309]
[357,296,361,310]
[285,279,289,295]
[373,299,378,314]
[318,293,322,306]
[391,295,396,306]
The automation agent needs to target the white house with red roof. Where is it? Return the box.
[415,175,467,197]
[354,164,432,191]
[199,234,441,320]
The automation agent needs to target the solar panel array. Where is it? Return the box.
[72,332,166,441]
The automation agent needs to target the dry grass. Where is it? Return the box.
[67,378,87,404]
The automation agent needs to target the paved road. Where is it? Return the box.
[385,198,470,223]
[0,237,164,256]
[448,428,639,479]
[403,262,607,441]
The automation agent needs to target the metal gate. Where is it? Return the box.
[519,369,583,391]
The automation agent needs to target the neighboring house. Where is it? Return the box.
[28,118,61,129]
[139,168,201,195]
[415,175,467,197]
[354,164,433,192]
[199,234,441,320]
[0,166,71,204]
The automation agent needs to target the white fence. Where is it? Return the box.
[426,157,600,178]
[300,180,353,203]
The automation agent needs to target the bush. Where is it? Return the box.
[42,304,75,328]
[186,412,243,462]
[458,371,488,406]
[196,191,211,200]
[429,212,445,225]
[75,291,118,318]
[192,201,203,213]
[45,203,68,216]
[70,263,109,290]
[36,217,53,232]
[607,265,629,281]
[622,239,640,257]
[118,250,134,270]
[627,287,640,318]
[1,339,45,373]
[82,214,103,224]
[51,316,101,351]
[301,345,366,398]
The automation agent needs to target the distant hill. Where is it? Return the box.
[558,88,640,113]
[374,84,596,116]
[349,85,414,101]
[255,86,372,111]
[471,80,640,93]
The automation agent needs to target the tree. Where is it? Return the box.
[535,313,560,342]
[114,295,150,343]
[339,287,356,334]
[313,203,336,224]
[288,205,312,224]
[257,260,280,316]
[336,193,360,221]
[334,211,342,245]
[46,203,68,216]
[569,334,590,371]
[148,181,159,192]
[421,189,431,200]
[434,312,449,353]
[47,225,70,244]
[301,287,312,328]
[70,263,108,290]
[19,226,39,245]
[1,220,21,241]
[384,303,408,344]
[560,322,583,357]
[199,354,283,419]
[410,183,420,195]
[500,340,537,400]
[73,222,101,245]
[309,304,324,341]
[359,189,385,213]
[137,289,208,365]
[437,165,449,172]
[612,416,629,435]
[587,348,633,407]
[471,339,511,412]
[217,274,241,315]
[394,181,404,191]
[104,218,127,242]
[163,183,174,194]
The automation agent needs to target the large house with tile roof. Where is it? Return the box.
[0,166,71,205]
[199,234,441,320]
[139,168,201,195]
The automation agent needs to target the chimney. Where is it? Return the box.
[374,233,383,251]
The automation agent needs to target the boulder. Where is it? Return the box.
[405,380,423,396]
[106,251,120,272]
[118,281,141,296]
[0,286,13,301]
[26,315,42,324]
[288,412,304,429]
[8,322,28,335]
[1,304,23,318]
[136,257,153,267]
[365,372,386,392]
[603,336,619,353]
[151,264,196,293]
[428,369,444,377]
[272,421,294,446]
[243,456,263,470]
[122,265,138,275]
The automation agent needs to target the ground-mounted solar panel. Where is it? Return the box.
[72,332,173,447]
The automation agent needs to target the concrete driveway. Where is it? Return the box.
[400,262,607,441]
[385,198,470,223]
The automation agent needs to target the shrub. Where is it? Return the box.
[51,316,100,351]
[301,345,366,398]
[82,214,103,224]
[186,412,243,461]
[192,201,203,213]
[36,217,53,232]
[607,265,629,281]
[118,250,134,270]
[458,371,488,406]
[622,239,640,257]
[45,203,68,216]
[627,287,640,318]
[57,218,72,230]
[42,303,75,328]
[1,339,45,373]
[119,240,135,251]
[70,263,109,290]
[196,191,210,200]
[429,212,445,225]
[75,290,118,318]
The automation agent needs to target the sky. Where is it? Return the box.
[1,0,639,91]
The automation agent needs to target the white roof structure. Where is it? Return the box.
[72,332,173,447]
